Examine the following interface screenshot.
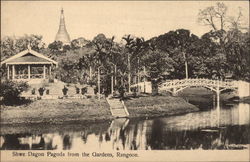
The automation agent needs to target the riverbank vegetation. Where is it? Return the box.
[1,94,199,124]
[124,95,199,118]
[239,96,250,104]
[0,98,112,124]
[0,81,29,105]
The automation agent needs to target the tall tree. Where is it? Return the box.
[143,49,173,95]
[122,35,135,93]
[149,29,199,79]
[1,34,45,60]
[198,3,249,80]
[48,41,63,54]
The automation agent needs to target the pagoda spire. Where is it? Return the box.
[55,8,71,44]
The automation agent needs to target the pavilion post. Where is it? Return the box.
[43,65,46,79]
[28,65,31,79]
[7,65,10,79]
[143,66,146,93]
[12,65,15,80]
[111,75,114,95]
[114,64,117,86]
[98,67,101,101]
[49,65,52,78]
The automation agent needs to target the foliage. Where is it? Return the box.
[0,2,249,98]
[148,29,199,79]
[0,80,29,105]
[75,87,80,94]
[38,87,45,96]
[225,30,250,80]
[81,87,87,95]
[56,58,81,84]
[62,86,68,95]
[142,49,173,95]
[1,34,45,61]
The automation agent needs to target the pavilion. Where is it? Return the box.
[1,47,58,83]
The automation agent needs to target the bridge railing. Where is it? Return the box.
[160,78,238,89]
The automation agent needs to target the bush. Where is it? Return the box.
[81,87,87,95]
[48,77,54,83]
[62,86,68,96]
[38,87,45,96]
[31,88,36,95]
[0,80,29,105]
[75,87,80,94]
[46,89,50,95]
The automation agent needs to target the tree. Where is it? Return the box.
[78,53,96,83]
[0,80,29,105]
[149,29,200,79]
[71,37,90,50]
[143,49,173,95]
[56,58,80,84]
[225,30,250,80]
[130,37,147,87]
[198,2,228,31]
[1,34,45,61]
[198,3,249,80]
[122,35,135,93]
[122,35,147,92]
[91,34,119,94]
[48,41,63,54]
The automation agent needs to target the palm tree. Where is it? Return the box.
[122,35,135,93]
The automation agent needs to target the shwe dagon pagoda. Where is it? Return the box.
[55,8,71,44]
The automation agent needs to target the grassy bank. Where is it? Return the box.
[178,87,239,104]
[124,95,199,118]
[1,94,199,125]
[1,98,113,124]
[239,96,250,104]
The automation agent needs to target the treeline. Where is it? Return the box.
[0,2,249,95]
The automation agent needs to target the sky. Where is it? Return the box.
[1,1,249,45]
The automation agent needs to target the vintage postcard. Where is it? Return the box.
[0,1,249,162]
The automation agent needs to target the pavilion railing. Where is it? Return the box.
[31,74,44,79]
[13,74,47,79]
[14,74,29,79]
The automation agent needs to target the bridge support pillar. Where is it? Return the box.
[216,90,220,109]
[216,81,220,109]
[172,88,177,96]
[237,81,250,98]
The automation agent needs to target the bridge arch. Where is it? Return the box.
[131,79,249,98]
[160,78,238,97]
[173,85,237,95]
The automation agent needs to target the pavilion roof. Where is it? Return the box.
[0,48,58,65]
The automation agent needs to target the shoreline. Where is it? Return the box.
[0,95,199,126]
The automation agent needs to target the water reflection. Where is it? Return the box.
[1,103,249,150]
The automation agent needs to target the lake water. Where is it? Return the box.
[1,97,249,150]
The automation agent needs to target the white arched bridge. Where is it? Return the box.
[131,78,250,98]
[160,79,237,95]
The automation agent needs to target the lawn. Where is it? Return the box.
[1,98,112,124]
[1,94,199,125]
[124,95,199,118]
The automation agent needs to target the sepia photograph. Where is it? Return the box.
[0,1,249,161]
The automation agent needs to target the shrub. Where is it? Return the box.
[46,89,50,95]
[62,86,68,96]
[0,80,29,105]
[48,77,54,83]
[38,87,45,96]
[75,87,80,94]
[94,86,98,94]
[81,87,87,95]
[31,88,36,95]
